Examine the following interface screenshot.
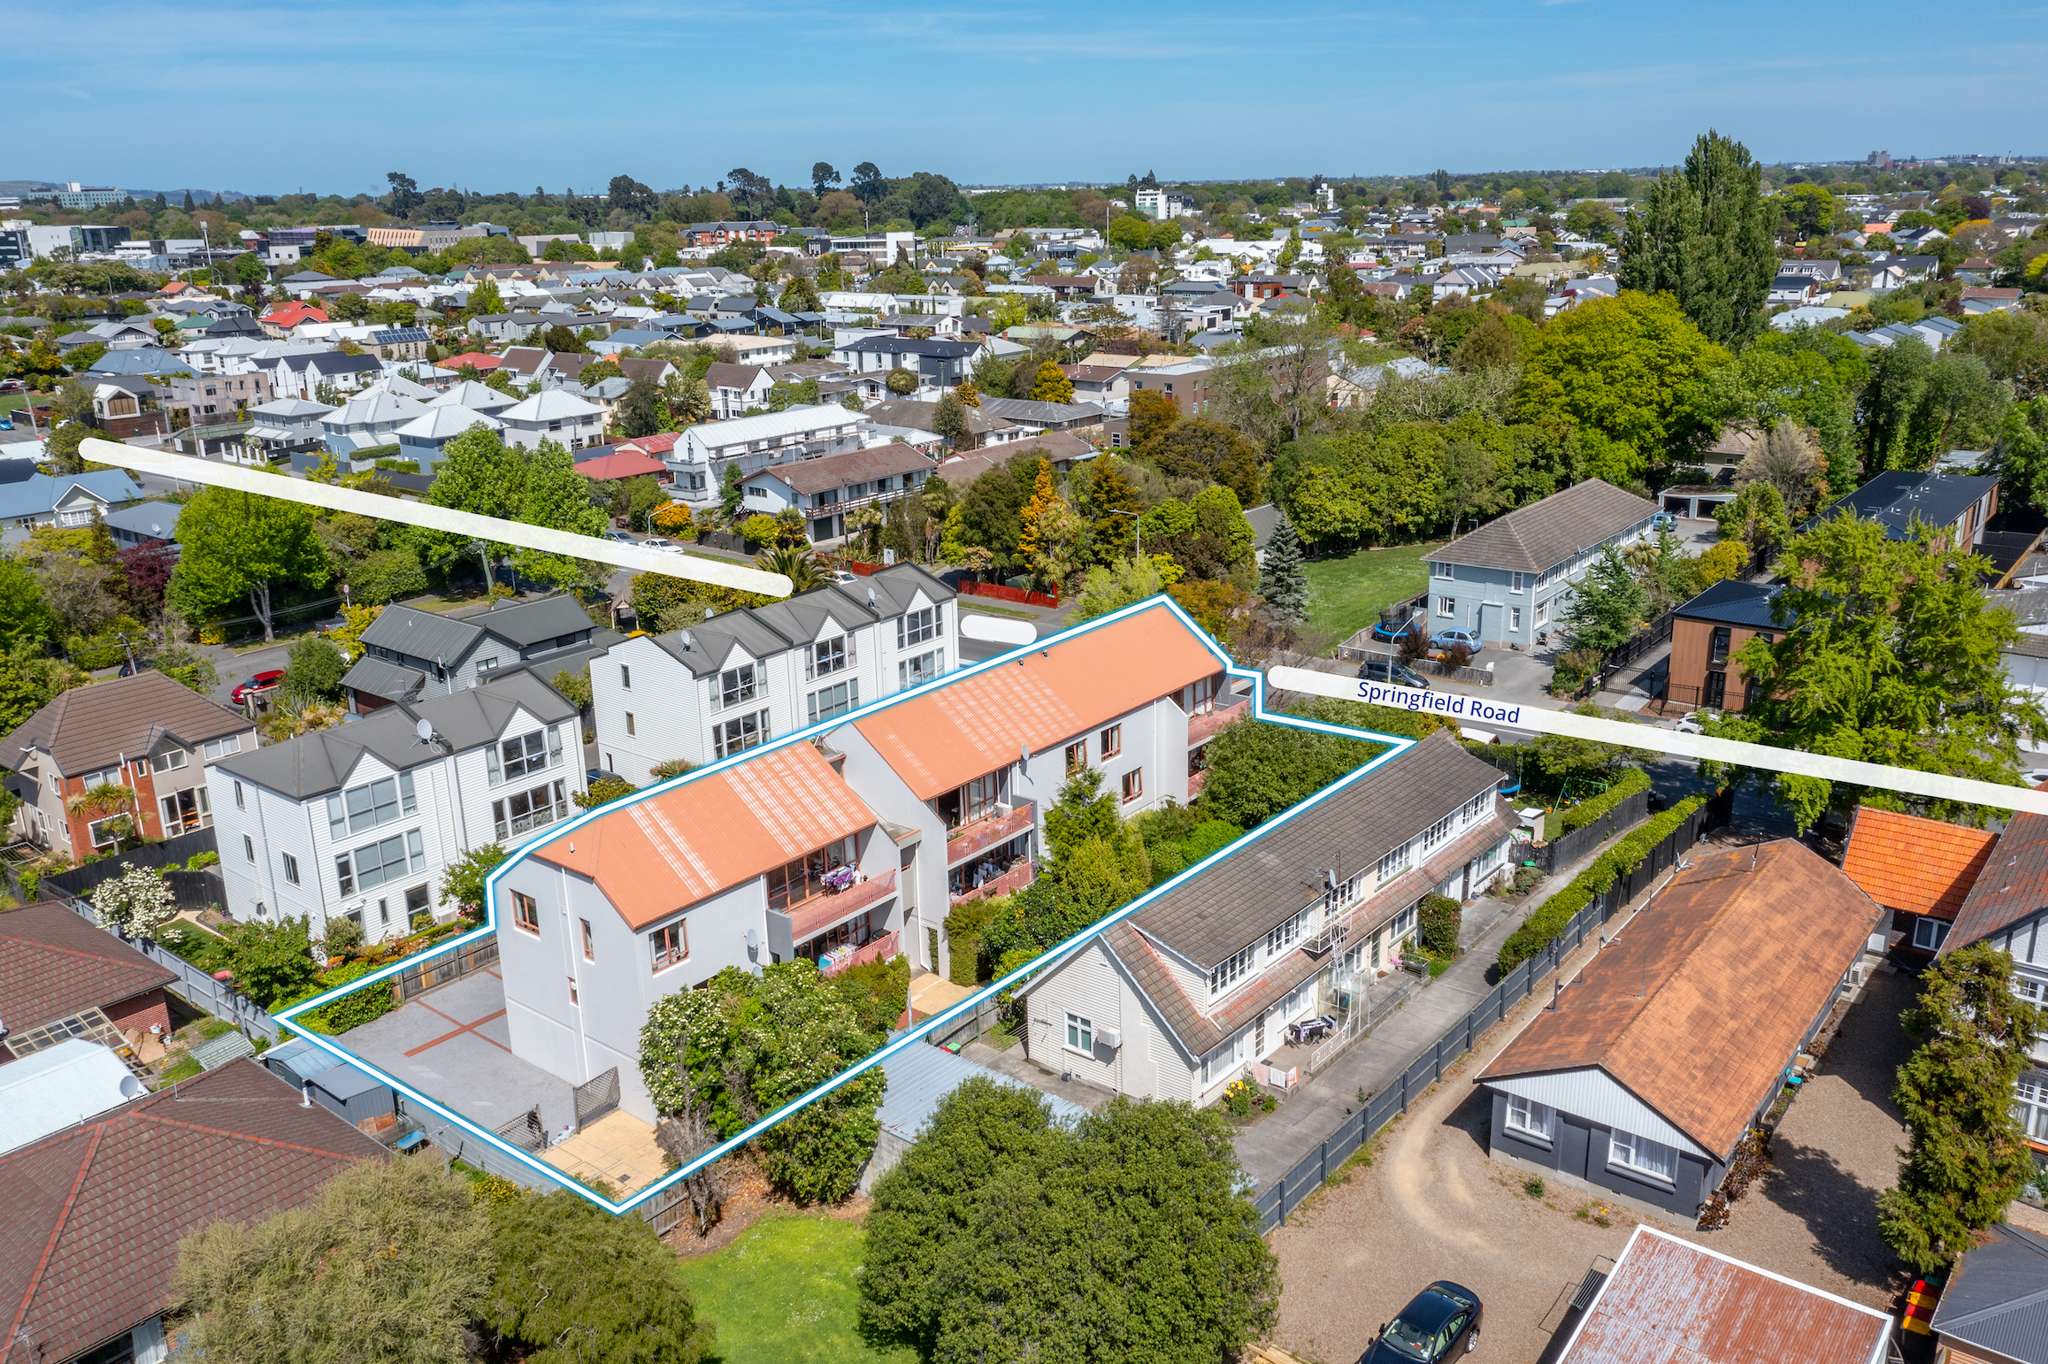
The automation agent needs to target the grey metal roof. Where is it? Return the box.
[339,654,428,703]
[1674,579,1783,631]
[1808,470,1998,541]
[977,396,1104,425]
[356,594,593,666]
[647,564,954,675]
[1431,478,1658,574]
[876,1040,1085,1142]
[1927,1222,2048,1364]
[217,672,574,800]
[264,1038,387,1100]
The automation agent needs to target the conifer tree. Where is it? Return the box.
[1259,512,1309,624]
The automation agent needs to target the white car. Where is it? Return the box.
[640,536,676,551]
[827,569,857,585]
[2020,768,2048,788]
[1674,710,1719,735]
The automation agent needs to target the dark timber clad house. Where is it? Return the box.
[1477,840,1882,1217]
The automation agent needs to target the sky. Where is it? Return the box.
[15,0,2048,195]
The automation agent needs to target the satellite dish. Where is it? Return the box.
[744,927,760,953]
[866,586,878,609]
[119,1075,149,1101]
[415,717,435,743]
[679,629,695,650]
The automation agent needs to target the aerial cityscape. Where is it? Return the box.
[3,4,2048,1362]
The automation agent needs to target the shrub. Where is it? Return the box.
[184,850,220,870]
[1558,767,1651,836]
[1417,894,1461,958]
[289,959,398,1035]
[1549,646,1604,697]
[944,894,1007,987]
[834,953,911,1035]
[1496,795,1705,973]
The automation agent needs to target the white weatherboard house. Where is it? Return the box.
[591,566,957,786]
[662,403,871,508]
[738,442,935,543]
[209,672,585,945]
[1017,732,1513,1104]
[499,389,605,450]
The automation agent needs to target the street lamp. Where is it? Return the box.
[1107,508,1142,560]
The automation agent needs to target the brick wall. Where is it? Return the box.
[105,988,171,1042]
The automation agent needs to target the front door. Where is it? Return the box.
[1703,669,1726,709]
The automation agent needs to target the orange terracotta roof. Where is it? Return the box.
[440,351,502,371]
[1840,806,1996,920]
[852,603,1221,800]
[529,743,876,930]
[1480,840,1881,1158]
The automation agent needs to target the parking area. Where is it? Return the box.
[1265,953,1912,1364]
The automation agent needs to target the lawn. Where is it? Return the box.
[1302,541,1441,649]
[678,1212,913,1364]
[0,393,29,416]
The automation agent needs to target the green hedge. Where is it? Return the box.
[1558,767,1651,837]
[943,896,1006,987]
[1497,795,1706,973]
[287,959,399,1035]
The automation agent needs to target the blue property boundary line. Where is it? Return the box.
[275,594,1417,1214]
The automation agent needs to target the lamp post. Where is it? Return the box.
[1108,507,1141,561]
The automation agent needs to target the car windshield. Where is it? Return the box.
[1378,1315,1437,1361]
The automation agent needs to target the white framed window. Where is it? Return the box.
[899,650,942,688]
[1436,595,1457,618]
[1064,1012,1094,1055]
[1208,943,1255,996]
[1266,909,1308,956]
[1509,571,1527,593]
[712,709,770,759]
[1377,842,1411,885]
[1430,561,1450,578]
[808,635,851,680]
[233,780,245,809]
[326,772,418,839]
[204,735,239,760]
[2016,1074,2048,1142]
[494,779,568,840]
[807,679,860,725]
[1535,598,1551,626]
[897,607,939,649]
[619,664,632,690]
[492,728,560,783]
[1509,606,1522,633]
[152,749,188,773]
[1504,1093,1554,1141]
[1912,917,1951,952]
[1421,814,1453,853]
[717,663,758,709]
[2012,973,2047,1007]
[243,833,255,862]
[625,711,636,736]
[1608,1129,1678,1183]
[282,852,300,885]
[87,815,126,850]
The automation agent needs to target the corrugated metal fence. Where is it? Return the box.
[1251,799,1715,1232]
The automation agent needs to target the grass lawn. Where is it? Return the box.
[0,393,29,416]
[678,1212,913,1364]
[958,599,1037,621]
[1302,541,1441,649]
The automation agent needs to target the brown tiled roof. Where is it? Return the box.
[617,357,673,384]
[1945,807,2048,953]
[703,361,768,391]
[0,671,253,778]
[750,442,933,497]
[1480,840,1882,1157]
[0,1060,385,1364]
[1431,478,1657,574]
[934,430,1096,487]
[0,902,177,1035]
[1840,806,1996,920]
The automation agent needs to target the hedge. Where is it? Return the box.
[287,959,399,1035]
[1558,767,1652,837]
[1497,794,1706,973]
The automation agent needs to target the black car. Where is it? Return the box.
[1358,1281,1482,1363]
[1357,656,1430,689]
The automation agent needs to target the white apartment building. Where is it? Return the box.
[591,565,958,785]
[661,403,872,508]
[498,390,605,450]
[208,673,585,946]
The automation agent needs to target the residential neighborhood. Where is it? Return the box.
[4,6,2048,1360]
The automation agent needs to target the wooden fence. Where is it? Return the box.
[960,579,1060,609]
[392,937,500,1001]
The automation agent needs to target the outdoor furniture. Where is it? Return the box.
[1287,1015,1337,1045]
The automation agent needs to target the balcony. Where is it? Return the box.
[1187,696,1250,747]
[945,801,1034,869]
[951,859,1035,906]
[820,930,901,978]
[767,868,899,959]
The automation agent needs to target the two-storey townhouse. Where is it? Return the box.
[832,336,979,390]
[1425,478,1659,650]
[208,673,584,946]
[590,565,957,785]
[495,741,903,1123]
[831,601,1241,979]
[498,390,605,451]
[341,594,613,713]
[164,367,272,427]
[739,442,935,543]
[239,396,333,465]
[701,362,777,419]
[319,385,428,458]
[662,404,872,509]
[1802,469,1998,549]
[1016,732,1514,1104]
[272,350,380,401]
[0,672,255,858]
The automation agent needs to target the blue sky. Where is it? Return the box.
[16,1,2048,194]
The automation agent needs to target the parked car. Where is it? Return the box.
[2019,767,2048,787]
[1357,1282,1482,1363]
[1428,628,1484,657]
[1652,510,1679,532]
[827,569,858,585]
[640,536,676,551]
[1674,709,1719,735]
[231,669,285,704]
[1357,656,1430,689]
[1371,614,1425,643]
[603,529,635,543]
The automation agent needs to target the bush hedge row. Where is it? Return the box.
[1497,794,1706,973]
[288,959,399,1035]
[1557,767,1652,837]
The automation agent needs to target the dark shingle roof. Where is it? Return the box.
[749,442,932,497]
[1432,478,1657,574]
[1943,808,2048,953]
[0,901,177,1035]
[1928,1222,2048,1364]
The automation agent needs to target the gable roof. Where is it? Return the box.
[703,362,770,391]
[0,1060,384,1364]
[933,430,1096,487]
[0,470,146,523]
[1809,470,1998,539]
[0,901,177,1037]
[853,603,1219,800]
[1479,839,1881,1157]
[1674,578,1783,631]
[533,742,878,929]
[747,442,931,497]
[1840,806,1997,920]
[1431,478,1657,574]
[0,670,252,778]
[1928,1222,2048,1364]
[573,448,666,481]
[638,565,951,676]
[356,594,591,665]
[1944,806,2048,952]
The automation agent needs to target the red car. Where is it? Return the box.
[231,669,285,704]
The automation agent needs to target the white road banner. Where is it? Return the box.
[1268,665,2048,818]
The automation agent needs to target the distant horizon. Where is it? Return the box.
[17,0,2048,193]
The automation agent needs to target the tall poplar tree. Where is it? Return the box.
[1619,129,1775,346]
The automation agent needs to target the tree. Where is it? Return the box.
[282,635,348,706]
[219,916,320,1010]
[1072,556,1171,622]
[1029,359,1075,403]
[1714,480,1792,562]
[1739,419,1828,517]
[1140,417,1265,506]
[1878,944,2047,1273]
[167,484,331,641]
[1259,512,1308,623]
[420,428,605,589]
[1126,388,1181,452]
[1859,335,1934,471]
[383,170,423,219]
[152,642,219,696]
[174,1159,492,1364]
[1990,396,2048,516]
[1559,546,1650,654]
[810,161,840,198]
[849,161,886,205]
[1707,516,2046,830]
[463,275,503,319]
[778,273,821,314]
[930,389,970,448]
[1015,460,1082,590]
[92,864,175,940]
[439,842,506,918]
[860,1081,1279,1364]
[0,557,57,651]
[616,377,663,438]
[1199,712,1385,828]
[0,646,83,732]
[884,367,917,396]
[659,373,713,429]
[578,774,635,808]
[756,542,823,591]
[1617,129,1776,345]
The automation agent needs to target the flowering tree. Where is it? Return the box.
[92,863,176,940]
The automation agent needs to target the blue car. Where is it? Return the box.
[1652,510,1679,532]
[1371,614,1425,643]
[1358,1281,1482,1363]
[1429,628,1483,656]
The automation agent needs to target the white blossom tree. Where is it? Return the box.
[92,864,176,941]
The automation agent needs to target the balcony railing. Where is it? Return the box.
[945,801,1034,868]
[768,868,899,959]
[820,930,901,978]
[951,859,1035,906]
[1187,696,1249,747]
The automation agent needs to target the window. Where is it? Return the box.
[243,833,255,862]
[493,780,567,839]
[625,712,637,736]
[712,709,770,759]
[941,772,1004,830]
[339,830,425,896]
[2014,973,2048,1008]
[152,749,188,774]
[1509,571,1527,593]
[899,650,942,688]
[204,735,239,760]
[1121,768,1144,803]
[1436,595,1457,618]
[1430,561,1449,578]
[809,635,850,680]
[1508,606,1522,633]
[807,679,860,725]
[282,852,300,885]
[1535,598,1551,626]
[1421,814,1453,853]
[766,835,858,911]
[1208,943,1256,995]
[1910,916,1951,951]
[1504,1094,1554,1141]
[326,772,417,839]
[2016,1075,2048,1142]
[650,920,687,973]
[717,663,758,709]
[475,654,499,673]
[512,891,539,935]
[1065,741,1086,775]
[1608,1129,1678,1183]
[1099,724,1122,758]
[1377,842,1411,885]
[1708,625,1731,666]
[493,728,561,783]
[897,606,938,648]
[1266,909,1307,956]
[85,815,126,850]
[1392,903,1418,941]
[1064,1012,1095,1055]
[620,664,631,690]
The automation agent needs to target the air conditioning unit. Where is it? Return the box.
[1096,1026,1123,1051]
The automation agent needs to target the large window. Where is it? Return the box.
[152,749,188,774]
[1420,814,1453,853]
[899,650,942,688]
[718,663,758,709]
[336,830,425,896]
[494,728,562,783]
[712,709,770,759]
[1064,1012,1094,1056]
[1912,917,1951,952]
[1377,842,1411,885]
[326,772,417,839]
[650,920,687,973]
[1504,1094,1554,1141]
[807,679,860,725]
[808,635,852,680]
[898,606,938,648]
[765,835,858,911]
[2014,973,2048,1008]
[1608,1128,1678,1183]
[494,780,567,840]
[939,772,1004,830]
[1208,943,1255,996]
[1265,909,1307,956]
